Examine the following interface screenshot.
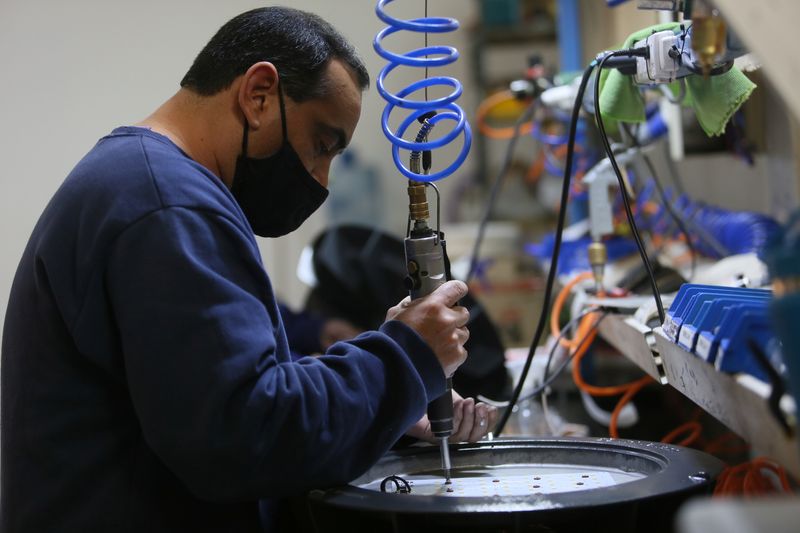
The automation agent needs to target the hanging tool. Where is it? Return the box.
[375,0,472,482]
[403,115,454,482]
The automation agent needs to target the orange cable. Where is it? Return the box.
[571,332,651,397]
[525,151,546,184]
[550,272,594,348]
[661,421,703,447]
[751,457,792,492]
[550,274,657,437]
[475,90,534,140]
[608,376,653,439]
[713,457,795,497]
[704,432,749,456]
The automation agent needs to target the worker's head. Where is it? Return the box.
[179,7,369,236]
[181,7,369,104]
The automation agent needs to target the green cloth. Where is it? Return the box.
[598,22,756,137]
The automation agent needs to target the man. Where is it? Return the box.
[1,7,496,533]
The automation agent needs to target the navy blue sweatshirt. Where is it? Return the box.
[1,127,445,532]
[277,303,325,358]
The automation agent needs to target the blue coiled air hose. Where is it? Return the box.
[373,0,472,182]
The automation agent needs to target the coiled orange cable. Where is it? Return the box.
[714,457,794,496]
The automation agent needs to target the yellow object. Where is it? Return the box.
[692,13,727,78]
[476,90,534,139]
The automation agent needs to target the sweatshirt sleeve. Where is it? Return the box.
[277,302,325,356]
[105,207,445,502]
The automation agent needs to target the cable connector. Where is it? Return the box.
[596,47,650,75]
[599,32,681,85]
[596,46,650,62]
[410,112,437,176]
[625,46,651,58]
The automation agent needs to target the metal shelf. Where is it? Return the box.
[654,329,800,479]
[596,314,799,478]
[597,313,666,384]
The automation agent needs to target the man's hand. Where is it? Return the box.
[385,280,470,377]
[405,391,498,443]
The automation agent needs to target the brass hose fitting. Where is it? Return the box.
[408,181,430,223]
[588,240,608,292]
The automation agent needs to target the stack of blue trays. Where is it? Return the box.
[662,284,778,382]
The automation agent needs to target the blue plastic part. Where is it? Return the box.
[525,234,638,276]
[639,111,669,144]
[664,284,772,341]
[531,118,598,180]
[662,283,782,384]
[679,295,771,354]
[530,120,571,146]
[374,0,472,183]
[632,176,780,259]
[715,307,777,383]
[557,0,582,72]
[696,303,767,364]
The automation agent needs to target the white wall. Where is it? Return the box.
[0,0,480,338]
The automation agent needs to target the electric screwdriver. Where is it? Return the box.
[403,180,454,482]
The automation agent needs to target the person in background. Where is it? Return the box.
[278,302,363,358]
[1,7,496,533]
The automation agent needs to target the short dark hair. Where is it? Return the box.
[180,7,370,101]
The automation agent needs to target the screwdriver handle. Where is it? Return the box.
[404,233,454,438]
[404,234,446,301]
[427,377,454,438]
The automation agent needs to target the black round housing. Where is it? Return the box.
[301,438,723,533]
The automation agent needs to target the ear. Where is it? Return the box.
[237,61,279,131]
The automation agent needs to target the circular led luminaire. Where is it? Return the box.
[303,438,723,533]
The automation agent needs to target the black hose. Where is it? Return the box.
[594,51,666,324]
[494,63,597,436]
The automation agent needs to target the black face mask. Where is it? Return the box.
[230,87,329,238]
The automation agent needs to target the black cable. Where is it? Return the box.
[380,474,412,493]
[479,309,605,407]
[621,123,698,280]
[594,52,666,324]
[649,141,731,257]
[542,310,603,385]
[642,152,698,280]
[466,101,537,282]
[683,202,732,258]
[661,141,687,197]
[516,310,608,404]
[494,62,597,436]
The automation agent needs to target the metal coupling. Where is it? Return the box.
[588,241,607,290]
[691,2,727,77]
[408,181,430,223]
